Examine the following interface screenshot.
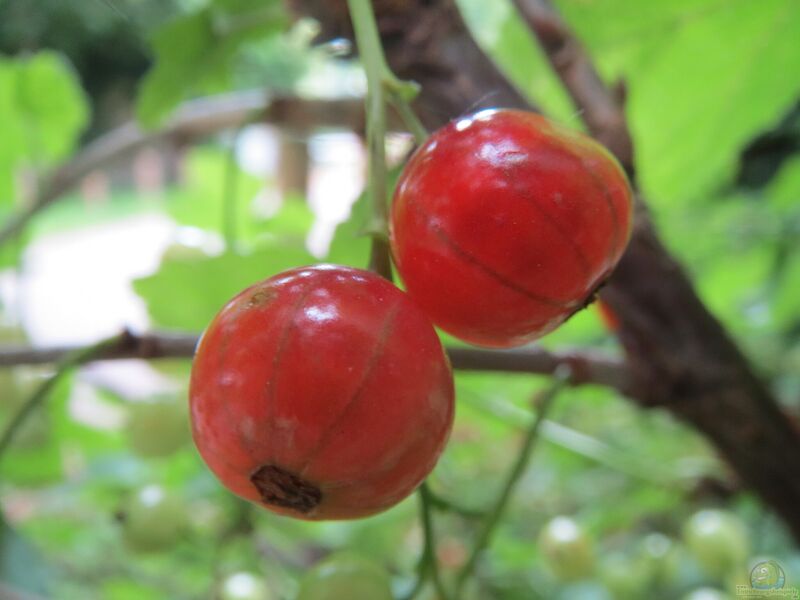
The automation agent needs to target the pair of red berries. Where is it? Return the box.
[190,109,633,520]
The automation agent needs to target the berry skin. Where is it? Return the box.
[297,553,393,600]
[683,509,749,578]
[390,109,633,348]
[599,554,650,599]
[220,572,272,600]
[126,396,189,458]
[190,265,454,520]
[120,485,186,552]
[537,516,595,581]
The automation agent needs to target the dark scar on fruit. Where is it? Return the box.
[250,464,322,513]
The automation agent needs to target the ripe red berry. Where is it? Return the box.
[189,265,454,520]
[390,109,633,348]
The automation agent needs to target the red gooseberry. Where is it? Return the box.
[189,265,454,520]
[390,109,633,348]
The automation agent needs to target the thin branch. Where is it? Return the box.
[510,0,634,175]
[0,332,198,367]
[0,333,630,393]
[0,92,366,247]
[405,482,451,600]
[454,368,570,595]
[426,488,486,520]
[348,0,394,280]
[448,346,628,391]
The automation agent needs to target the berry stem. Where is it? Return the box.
[347,0,427,280]
[347,0,393,280]
[454,366,572,595]
[426,488,486,520]
[405,482,451,600]
[389,94,428,146]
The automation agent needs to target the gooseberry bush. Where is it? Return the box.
[0,0,798,599]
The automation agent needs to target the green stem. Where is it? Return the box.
[454,368,571,595]
[426,488,486,520]
[348,0,393,280]
[389,96,428,146]
[406,483,451,600]
[0,332,128,461]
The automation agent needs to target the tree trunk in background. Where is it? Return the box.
[286,0,800,542]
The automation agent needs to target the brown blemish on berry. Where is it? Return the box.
[250,464,321,514]
[247,288,277,308]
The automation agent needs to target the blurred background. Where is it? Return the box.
[0,0,799,599]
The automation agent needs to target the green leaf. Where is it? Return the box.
[326,166,404,268]
[773,254,800,329]
[456,0,576,124]
[0,64,24,206]
[0,51,88,207]
[546,0,800,202]
[136,1,287,128]
[14,51,90,163]
[767,155,800,214]
[102,578,163,600]
[325,190,372,269]
[0,514,53,595]
[623,0,800,201]
[0,371,74,486]
[166,146,266,238]
[134,243,314,331]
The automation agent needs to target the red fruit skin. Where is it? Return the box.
[390,109,633,348]
[189,265,454,520]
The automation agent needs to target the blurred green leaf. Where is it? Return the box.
[0,51,88,206]
[325,191,371,269]
[14,51,90,163]
[134,242,314,331]
[136,1,287,128]
[0,371,74,486]
[103,578,164,600]
[456,0,577,124]
[628,0,800,202]
[773,254,800,329]
[326,166,405,268]
[559,0,800,203]
[767,155,800,214]
[167,146,271,240]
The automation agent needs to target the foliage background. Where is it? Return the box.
[0,0,799,598]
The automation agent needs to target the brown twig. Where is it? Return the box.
[511,0,634,176]
[0,91,367,246]
[0,331,198,367]
[0,332,630,393]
